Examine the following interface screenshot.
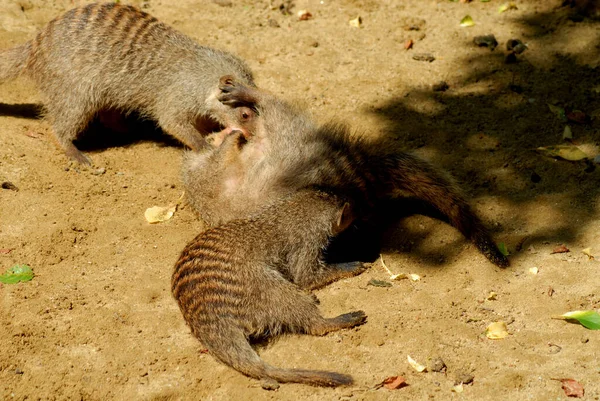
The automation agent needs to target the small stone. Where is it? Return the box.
[548,343,562,354]
[15,368,24,375]
[428,357,447,373]
[412,53,435,62]
[506,39,527,54]
[367,279,392,288]
[91,167,106,176]
[1,181,19,191]
[454,371,474,385]
[581,337,589,344]
[473,34,498,50]
[213,0,233,6]
[267,19,280,28]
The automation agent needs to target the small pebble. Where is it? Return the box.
[15,368,24,375]
[91,167,106,176]
[454,372,474,385]
[412,53,435,62]
[473,34,498,50]
[548,343,562,354]
[261,379,280,391]
[1,181,19,191]
[506,39,527,54]
[428,357,447,373]
[367,279,392,288]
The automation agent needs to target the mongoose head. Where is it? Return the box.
[216,75,317,142]
[205,75,259,139]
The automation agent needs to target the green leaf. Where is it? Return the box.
[481,0,491,2]
[537,145,588,161]
[0,265,34,284]
[460,15,475,27]
[559,310,600,330]
[498,242,510,256]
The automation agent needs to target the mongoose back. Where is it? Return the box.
[182,79,509,267]
[0,2,255,164]
[171,190,367,387]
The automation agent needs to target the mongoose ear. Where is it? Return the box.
[334,202,355,234]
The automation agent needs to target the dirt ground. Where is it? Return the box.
[1,0,599,400]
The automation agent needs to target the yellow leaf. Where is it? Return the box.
[486,321,509,339]
[498,2,517,13]
[144,204,176,224]
[537,145,588,161]
[460,15,475,27]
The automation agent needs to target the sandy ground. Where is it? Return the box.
[1,0,600,400]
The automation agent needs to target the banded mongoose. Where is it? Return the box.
[172,189,367,387]
[182,78,509,267]
[0,2,255,164]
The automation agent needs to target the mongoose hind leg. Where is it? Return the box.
[46,100,95,165]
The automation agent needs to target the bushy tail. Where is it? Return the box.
[200,324,353,387]
[0,42,31,83]
[377,151,509,267]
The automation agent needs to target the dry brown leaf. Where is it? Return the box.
[381,376,408,390]
[551,244,570,254]
[553,378,584,398]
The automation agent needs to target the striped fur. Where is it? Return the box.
[172,190,366,387]
[0,2,255,164]
[183,82,510,268]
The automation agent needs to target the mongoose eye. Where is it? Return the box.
[242,112,250,120]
